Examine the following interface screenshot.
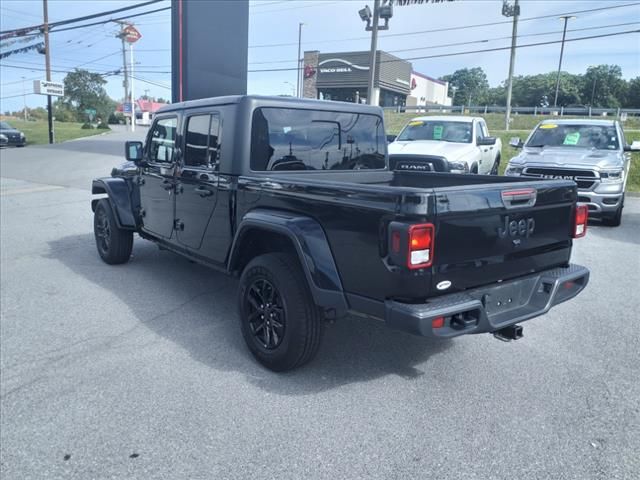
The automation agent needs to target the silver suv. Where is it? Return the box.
[505,119,639,226]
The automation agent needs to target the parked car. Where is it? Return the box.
[0,121,26,147]
[92,95,589,371]
[505,119,639,226]
[388,116,501,174]
[0,133,8,148]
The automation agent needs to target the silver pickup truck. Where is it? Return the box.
[505,119,639,226]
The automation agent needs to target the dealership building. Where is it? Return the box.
[302,50,452,108]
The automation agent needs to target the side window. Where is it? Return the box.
[148,117,177,163]
[480,121,489,138]
[184,113,221,170]
[209,114,221,170]
[185,115,210,167]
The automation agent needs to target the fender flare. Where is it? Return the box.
[91,178,136,229]
[228,209,348,317]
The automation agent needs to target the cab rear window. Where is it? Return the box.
[250,107,386,171]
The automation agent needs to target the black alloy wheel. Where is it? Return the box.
[245,278,286,350]
[238,253,323,371]
[93,199,133,264]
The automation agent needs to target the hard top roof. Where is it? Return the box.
[157,95,383,115]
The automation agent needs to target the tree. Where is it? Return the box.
[61,69,116,122]
[440,67,489,106]
[625,77,640,108]
[509,72,581,107]
[581,65,626,108]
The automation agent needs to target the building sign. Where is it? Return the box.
[318,58,369,74]
[123,25,142,44]
[33,80,64,97]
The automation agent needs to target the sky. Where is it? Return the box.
[1,0,639,113]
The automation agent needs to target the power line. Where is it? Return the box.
[243,20,640,65]
[245,28,640,72]
[247,1,640,48]
[0,0,164,35]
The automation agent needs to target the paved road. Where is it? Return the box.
[1,132,639,479]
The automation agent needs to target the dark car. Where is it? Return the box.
[0,121,26,147]
[91,95,590,371]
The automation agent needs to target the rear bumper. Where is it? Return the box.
[385,264,589,338]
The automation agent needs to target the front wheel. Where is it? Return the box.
[93,199,133,264]
[490,154,501,175]
[238,253,323,371]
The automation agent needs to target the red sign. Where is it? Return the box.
[123,25,142,44]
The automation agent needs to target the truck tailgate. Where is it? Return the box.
[432,180,576,293]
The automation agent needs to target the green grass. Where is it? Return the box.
[0,118,107,145]
[385,112,640,193]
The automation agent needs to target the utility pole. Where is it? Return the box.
[115,22,130,130]
[554,15,575,108]
[130,39,135,132]
[359,1,392,106]
[21,77,27,121]
[296,23,303,97]
[366,0,381,105]
[42,0,54,143]
[590,76,597,106]
[502,0,519,131]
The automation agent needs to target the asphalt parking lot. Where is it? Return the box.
[1,131,639,480]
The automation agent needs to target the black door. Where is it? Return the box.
[175,113,220,250]
[139,115,178,239]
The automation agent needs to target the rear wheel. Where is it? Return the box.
[238,253,322,371]
[93,199,133,264]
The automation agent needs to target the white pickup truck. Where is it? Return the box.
[388,116,502,174]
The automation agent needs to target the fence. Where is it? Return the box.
[383,104,640,119]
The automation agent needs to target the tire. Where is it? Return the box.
[490,154,501,175]
[93,199,133,264]
[238,253,323,372]
[602,206,623,227]
[601,194,624,227]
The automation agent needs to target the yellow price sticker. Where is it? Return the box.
[408,121,424,126]
[540,124,558,129]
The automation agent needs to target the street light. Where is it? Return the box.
[358,1,393,105]
[553,15,576,107]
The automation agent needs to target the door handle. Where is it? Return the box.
[194,186,214,197]
[162,180,174,191]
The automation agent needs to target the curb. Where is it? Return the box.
[627,192,640,198]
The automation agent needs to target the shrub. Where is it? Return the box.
[97,123,111,130]
[81,123,94,129]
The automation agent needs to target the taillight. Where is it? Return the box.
[573,204,588,238]
[408,223,435,269]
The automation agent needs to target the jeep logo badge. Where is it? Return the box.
[498,216,535,239]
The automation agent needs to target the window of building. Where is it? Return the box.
[250,107,386,171]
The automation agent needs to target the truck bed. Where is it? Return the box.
[238,170,577,308]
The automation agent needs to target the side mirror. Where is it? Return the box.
[125,141,144,165]
[386,134,397,143]
[509,137,523,148]
[477,136,497,146]
[623,140,640,152]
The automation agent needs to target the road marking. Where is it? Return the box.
[0,185,65,196]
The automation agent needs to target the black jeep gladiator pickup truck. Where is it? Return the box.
[92,95,590,371]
